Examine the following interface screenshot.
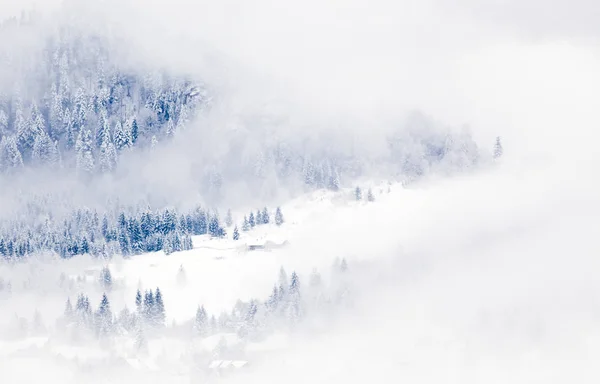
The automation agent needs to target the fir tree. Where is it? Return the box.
[154,287,166,326]
[96,293,113,336]
[249,212,255,228]
[64,298,74,321]
[118,228,131,255]
[143,290,154,323]
[355,186,362,201]
[64,108,77,151]
[367,188,375,202]
[242,215,250,231]
[493,136,503,159]
[135,289,143,312]
[31,131,54,166]
[340,258,348,272]
[0,136,24,170]
[278,267,289,295]
[262,207,269,224]
[113,121,131,151]
[100,266,112,290]
[267,285,279,312]
[75,129,95,175]
[275,207,284,226]
[287,271,302,322]
[130,119,139,145]
[194,305,208,336]
[98,123,117,172]
[232,225,240,241]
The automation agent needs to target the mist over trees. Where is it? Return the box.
[0,15,493,219]
[52,261,353,354]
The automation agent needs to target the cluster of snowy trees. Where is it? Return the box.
[62,293,115,338]
[0,204,203,260]
[0,23,206,174]
[192,259,350,342]
[354,186,375,202]
[61,286,166,342]
[233,206,284,240]
[0,202,285,260]
[14,258,348,348]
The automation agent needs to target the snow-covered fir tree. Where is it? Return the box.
[493,136,503,159]
[367,188,375,202]
[242,215,250,231]
[275,207,284,226]
[194,305,208,336]
[355,186,362,201]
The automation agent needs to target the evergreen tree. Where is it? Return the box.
[98,123,117,172]
[242,215,250,231]
[100,266,112,290]
[194,305,208,336]
[31,131,54,166]
[355,186,362,201]
[232,225,240,241]
[127,218,144,254]
[287,271,302,322]
[63,108,77,151]
[96,293,113,336]
[130,119,139,145]
[165,119,176,138]
[249,212,255,228]
[275,207,284,226]
[243,300,258,332]
[0,136,24,170]
[493,136,503,159]
[118,228,131,255]
[154,287,166,326]
[143,290,154,323]
[262,207,269,224]
[328,167,340,191]
[367,188,375,202]
[340,258,348,272]
[278,267,288,295]
[256,209,263,225]
[64,298,74,321]
[113,121,131,151]
[266,285,279,312]
[101,216,110,241]
[135,289,143,312]
[18,102,44,153]
[75,129,95,175]
[95,110,110,148]
[208,214,224,237]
